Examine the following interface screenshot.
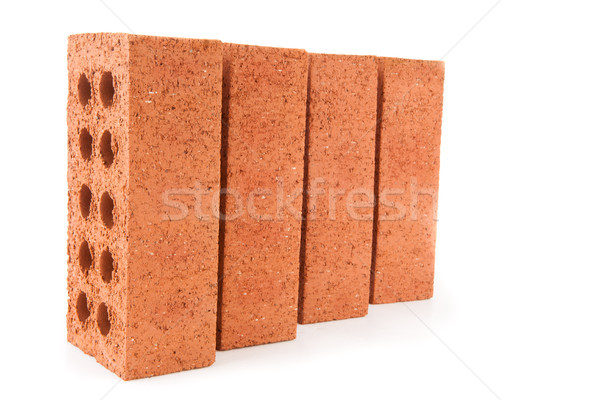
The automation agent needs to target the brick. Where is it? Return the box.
[370,58,445,303]
[217,43,307,349]
[298,53,377,323]
[66,33,222,379]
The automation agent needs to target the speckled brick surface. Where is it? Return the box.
[217,43,308,350]
[298,53,377,323]
[66,33,222,379]
[370,58,445,304]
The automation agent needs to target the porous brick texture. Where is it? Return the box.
[217,43,308,350]
[370,58,445,304]
[66,33,223,379]
[298,53,377,323]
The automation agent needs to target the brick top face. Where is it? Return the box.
[67,33,131,377]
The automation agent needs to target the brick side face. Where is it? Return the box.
[370,58,445,304]
[217,43,308,350]
[298,53,378,323]
[125,35,222,379]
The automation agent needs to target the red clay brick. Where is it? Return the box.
[67,33,223,379]
[298,53,377,323]
[370,58,445,304]
[217,43,307,350]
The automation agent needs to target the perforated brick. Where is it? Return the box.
[66,33,223,379]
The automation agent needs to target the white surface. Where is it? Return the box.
[1,0,599,399]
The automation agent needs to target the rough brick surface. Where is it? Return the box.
[66,33,222,379]
[370,58,445,304]
[217,43,307,350]
[298,53,377,323]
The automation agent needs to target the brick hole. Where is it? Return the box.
[100,249,114,283]
[79,240,92,274]
[100,130,114,167]
[99,72,115,108]
[100,192,114,229]
[78,73,91,106]
[79,128,93,160]
[97,303,111,336]
[79,184,92,219]
[76,291,90,322]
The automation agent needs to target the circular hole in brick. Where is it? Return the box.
[79,128,93,160]
[78,73,91,106]
[97,303,111,336]
[79,240,92,274]
[76,291,90,322]
[99,72,115,108]
[100,192,114,229]
[100,130,114,167]
[100,249,114,283]
[79,184,92,219]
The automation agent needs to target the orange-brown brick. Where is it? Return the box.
[370,58,445,303]
[66,33,222,379]
[298,53,377,323]
[217,43,308,350]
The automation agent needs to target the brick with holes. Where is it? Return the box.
[298,53,378,324]
[370,58,445,304]
[217,43,308,349]
[66,33,222,379]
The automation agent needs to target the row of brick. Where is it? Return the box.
[67,33,444,379]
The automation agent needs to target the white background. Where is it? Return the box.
[1,0,599,399]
